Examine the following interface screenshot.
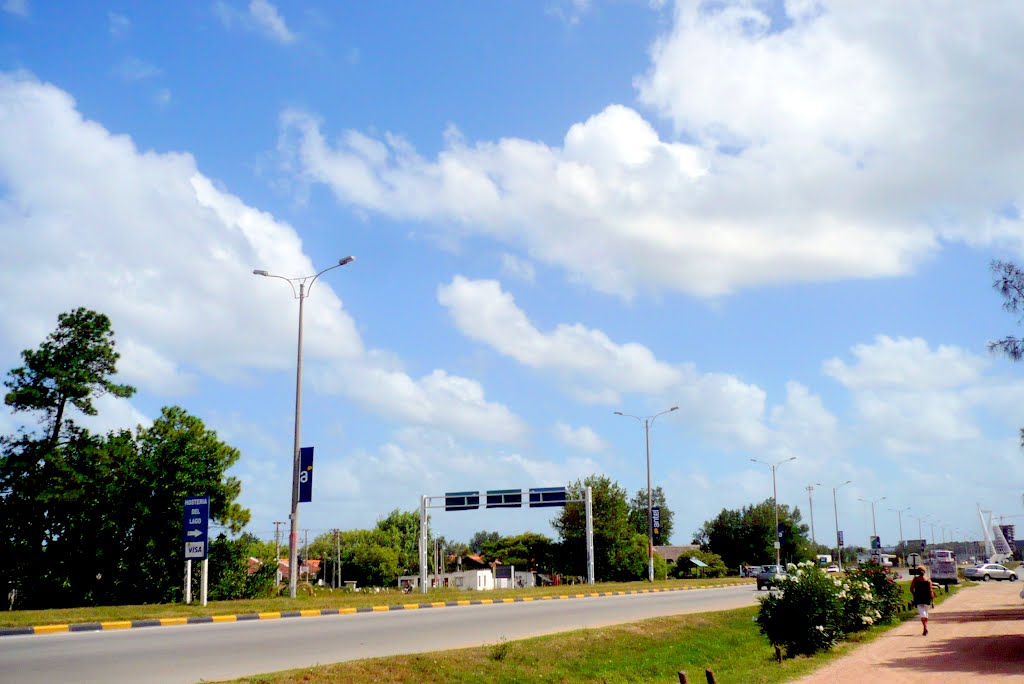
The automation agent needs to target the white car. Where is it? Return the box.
[825,564,841,574]
[963,563,1018,582]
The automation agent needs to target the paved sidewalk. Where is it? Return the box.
[792,581,1024,683]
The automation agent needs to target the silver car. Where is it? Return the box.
[963,563,1018,582]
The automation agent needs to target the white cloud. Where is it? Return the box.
[108,12,131,37]
[318,362,527,443]
[824,336,993,452]
[546,0,591,26]
[438,276,682,401]
[0,73,524,444]
[114,57,162,82]
[215,0,297,45]
[2,0,27,18]
[280,3,1024,299]
[554,422,607,452]
[500,253,535,283]
[437,275,771,448]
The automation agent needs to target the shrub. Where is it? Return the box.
[846,563,903,624]
[756,561,843,656]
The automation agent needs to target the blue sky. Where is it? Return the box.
[2,0,1024,555]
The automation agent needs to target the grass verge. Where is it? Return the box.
[0,577,752,628]
[223,580,966,684]
[220,581,962,679]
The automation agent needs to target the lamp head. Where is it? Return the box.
[669,406,679,411]
[339,256,356,266]
[614,411,624,416]
[253,269,269,276]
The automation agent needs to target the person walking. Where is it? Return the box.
[910,566,935,636]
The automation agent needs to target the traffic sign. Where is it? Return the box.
[907,552,921,567]
[529,487,567,508]
[445,491,480,511]
[486,489,522,508]
[870,535,881,550]
[183,495,209,559]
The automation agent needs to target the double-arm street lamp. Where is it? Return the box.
[750,457,796,569]
[889,506,910,550]
[858,496,887,546]
[614,406,678,582]
[830,480,852,571]
[254,256,356,599]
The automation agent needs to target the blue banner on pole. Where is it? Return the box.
[298,447,314,503]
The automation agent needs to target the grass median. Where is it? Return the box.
[0,577,752,629]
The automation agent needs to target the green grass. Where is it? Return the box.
[0,576,752,628]
[220,579,965,683]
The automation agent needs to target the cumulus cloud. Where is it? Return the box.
[215,0,297,45]
[0,72,523,444]
[824,336,998,452]
[555,422,608,452]
[437,275,774,449]
[279,2,1024,299]
[438,276,682,400]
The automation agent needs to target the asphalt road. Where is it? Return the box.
[0,585,760,683]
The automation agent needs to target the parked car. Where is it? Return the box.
[825,564,841,574]
[756,564,787,590]
[963,563,1019,582]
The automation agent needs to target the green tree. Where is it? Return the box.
[468,530,501,554]
[695,499,811,570]
[374,509,421,574]
[1,310,252,609]
[627,486,674,544]
[4,308,135,444]
[478,532,555,571]
[552,474,645,581]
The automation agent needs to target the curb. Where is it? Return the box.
[0,582,753,638]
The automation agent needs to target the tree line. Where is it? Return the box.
[3,307,888,610]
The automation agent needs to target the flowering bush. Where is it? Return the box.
[756,561,843,656]
[845,563,903,625]
[756,559,905,657]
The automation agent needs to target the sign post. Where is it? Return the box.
[183,495,210,606]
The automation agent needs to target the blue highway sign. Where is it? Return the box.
[183,495,210,559]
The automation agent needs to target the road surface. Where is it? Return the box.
[0,585,760,683]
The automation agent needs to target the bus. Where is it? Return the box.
[927,549,958,586]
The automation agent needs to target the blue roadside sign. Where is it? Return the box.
[183,495,210,559]
[838,530,844,547]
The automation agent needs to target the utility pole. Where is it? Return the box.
[273,521,285,584]
[806,484,822,546]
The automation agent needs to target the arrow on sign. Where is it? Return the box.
[186,529,203,538]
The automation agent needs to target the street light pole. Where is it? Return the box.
[889,506,909,546]
[751,457,796,568]
[254,256,356,599]
[831,480,851,571]
[614,406,679,582]
[806,483,823,546]
[858,496,886,542]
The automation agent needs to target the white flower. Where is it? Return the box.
[815,625,825,632]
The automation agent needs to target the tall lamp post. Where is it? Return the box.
[830,480,852,571]
[751,457,796,569]
[806,483,823,546]
[889,506,910,562]
[614,406,678,582]
[858,496,886,543]
[254,256,356,598]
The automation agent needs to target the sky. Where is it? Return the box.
[3,0,1024,557]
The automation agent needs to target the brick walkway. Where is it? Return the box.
[791,581,1024,683]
